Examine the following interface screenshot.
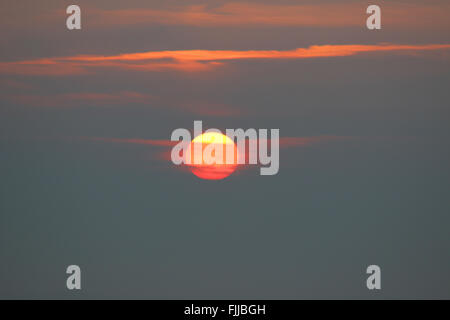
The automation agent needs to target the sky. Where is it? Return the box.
[1,0,450,299]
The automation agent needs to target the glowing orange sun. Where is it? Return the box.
[184,132,238,180]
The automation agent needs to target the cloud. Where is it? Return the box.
[85,137,177,147]
[2,43,450,76]
[3,90,243,116]
[87,2,450,29]
[90,3,362,28]
[4,2,450,32]
[279,136,355,148]
[80,134,356,173]
[5,91,153,108]
[85,135,353,149]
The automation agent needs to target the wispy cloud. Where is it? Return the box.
[87,2,450,29]
[279,136,355,148]
[76,134,358,172]
[90,3,363,27]
[2,44,450,76]
[4,2,450,31]
[85,135,352,149]
[3,90,243,116]
[85,137,177,147]
[5,91,153,107]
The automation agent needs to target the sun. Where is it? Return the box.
[184,132,238,180]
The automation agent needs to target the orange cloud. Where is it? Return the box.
[2,43,450,76]
[86,135,352,149]
[4,2,449,32]
[66,44,450,62]
[91,3,362,27]
[88,2,450,29]
[83,135,356,171]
